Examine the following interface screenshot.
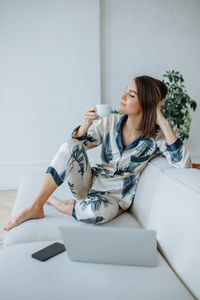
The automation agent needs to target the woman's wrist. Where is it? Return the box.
[82,120,93,128]
[158,118,178,145]
[156,116,168,127]
[73,121,91,138]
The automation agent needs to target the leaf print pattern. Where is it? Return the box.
[122,175,136,199]
[91,167,101,177]
[115,158,142,176]
[83,145,89,167]
[101,132,113,163]
[67,180,76,196]
[169,146,183,163]
[79,216,105,224]
[130,155,150,163]
[83,135,98,149]
[136,139,155,157]
[68,144,88,177]
[92,164,113,178]
[80,189,113,212]
[93,162,141,178]
[114,166,131,176]
[128,160,142,173]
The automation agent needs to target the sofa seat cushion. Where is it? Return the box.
[0,240,195,300]
[3,171,141,247]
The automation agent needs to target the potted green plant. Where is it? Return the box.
[162,70,197,141]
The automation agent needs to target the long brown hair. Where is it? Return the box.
[134,75,168,138]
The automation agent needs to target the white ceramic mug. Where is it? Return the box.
[96,104,112,117]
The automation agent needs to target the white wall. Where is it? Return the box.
[100,0,200,162]
[0,0,199,189]
[0,0,101,189]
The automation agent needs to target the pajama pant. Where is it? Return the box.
[46,139,121,224]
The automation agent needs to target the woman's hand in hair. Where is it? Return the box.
[155,99,165,126]
[155,99,178,145]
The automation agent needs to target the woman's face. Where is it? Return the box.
[119,80,142,116]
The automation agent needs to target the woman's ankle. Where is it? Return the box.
[29,202,44,211]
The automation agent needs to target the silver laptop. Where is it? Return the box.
[59,225,157,267]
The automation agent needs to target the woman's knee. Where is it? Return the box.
[58,139,82,155]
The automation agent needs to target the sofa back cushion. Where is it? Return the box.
[131,157,200,300]
[128,157,170,227]
[147,168,200,299]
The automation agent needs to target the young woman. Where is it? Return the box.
[3,75,191,230]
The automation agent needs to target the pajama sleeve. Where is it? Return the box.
[154,134,192,168]
[71,118,104,150]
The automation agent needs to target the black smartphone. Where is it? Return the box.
[31,242,66,262]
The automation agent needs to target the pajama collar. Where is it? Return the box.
[116,114,160,155]
[116,114,145,155]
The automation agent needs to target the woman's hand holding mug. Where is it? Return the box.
[83,107,99,127]
[73,105,111,138]
[72,107,99,138]
[83,105,112,127]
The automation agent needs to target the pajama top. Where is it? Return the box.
[72,113,191,210]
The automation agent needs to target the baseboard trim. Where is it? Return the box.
[190,153,200,163]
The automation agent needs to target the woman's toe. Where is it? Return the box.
[3,220,14,231]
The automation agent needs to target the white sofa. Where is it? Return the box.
[1,156,200,300]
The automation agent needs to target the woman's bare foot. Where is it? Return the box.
[3,205,45,232]
[47,195,75,214]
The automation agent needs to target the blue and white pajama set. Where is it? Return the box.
[46,113,191,225]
